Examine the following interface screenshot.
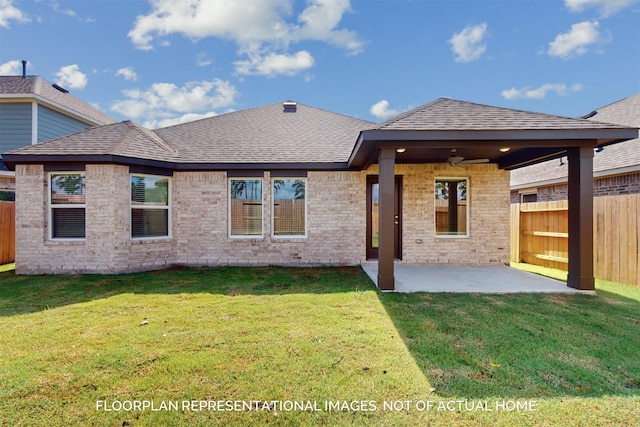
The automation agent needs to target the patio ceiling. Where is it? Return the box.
[348,128,638,170]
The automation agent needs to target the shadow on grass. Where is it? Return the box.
[2,265,639,400]
[378,287,640,399]
[0,266,373,316]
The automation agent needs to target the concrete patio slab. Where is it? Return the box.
[361,263,597,294]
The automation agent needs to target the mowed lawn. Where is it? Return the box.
[0,266,638,426]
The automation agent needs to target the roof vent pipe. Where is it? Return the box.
[22,60,27,78]
[283,101,297,113]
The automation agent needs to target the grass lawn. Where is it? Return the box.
[0,266,638,426]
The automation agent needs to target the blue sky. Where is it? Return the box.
[1,0,638,129]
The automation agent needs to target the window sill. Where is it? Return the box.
[46,239,85,246]
[129,237,173,245]
[435,235,470,240]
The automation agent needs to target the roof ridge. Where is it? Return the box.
[125,121,179,154]
[376,98,446,128]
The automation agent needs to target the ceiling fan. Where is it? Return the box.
[447,148,490,166]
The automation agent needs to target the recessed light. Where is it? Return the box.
[396,148,406,153]
[499,147,510,152]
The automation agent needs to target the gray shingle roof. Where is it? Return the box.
[5,121,180,163]
[376,97,623,131]
[0,75,116,125]
[155,101,374,164]
[5,101,373,165]
[510,93,640,188]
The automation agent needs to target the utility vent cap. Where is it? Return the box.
[283,101,297,113]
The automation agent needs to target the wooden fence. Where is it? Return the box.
[510,194,640,286]
[0,201,15,264]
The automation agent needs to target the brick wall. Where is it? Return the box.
[173,170,365,266]
[15,164,174,274]
[16,163,510,274]
[365,163,510,265]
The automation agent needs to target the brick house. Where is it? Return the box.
[3,98,637,290]
[0,69,116,199]
[511,93,640,202]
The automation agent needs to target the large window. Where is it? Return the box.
[273,178,306,237]
[435,177,468,237]
[131,175,170,239]
[50,173,86,239]
[229,178,263,237]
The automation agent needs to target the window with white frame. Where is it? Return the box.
[229,178,263,237]
[130,174,170,239]
[50,173,86,239]
[435,177,469,237]
[273,178,306,237]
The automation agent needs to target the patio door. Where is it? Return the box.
[366,175,402,260]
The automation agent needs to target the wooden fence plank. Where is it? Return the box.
[512,195,639,286]
[0,201,16,264]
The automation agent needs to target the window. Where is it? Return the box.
[50,173,86,239]
[435,178,468,237]
[131,175,170,239]
[229,178,263,237]
[521,193,538,203]
[273,178,306,237]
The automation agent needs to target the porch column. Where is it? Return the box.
[567,146,595,290]
[378,148,396,290]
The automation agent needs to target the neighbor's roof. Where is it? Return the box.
[511,93,640,189]
[0,75,116,125]
[4,102,373,167]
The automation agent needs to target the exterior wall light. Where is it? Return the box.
[396,148,406,153]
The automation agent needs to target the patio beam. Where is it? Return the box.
[377,148,396,290]
[567,146,595,290]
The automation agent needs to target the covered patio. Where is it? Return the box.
[361,263,594,294]
[349,99,639,292]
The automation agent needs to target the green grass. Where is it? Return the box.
[0,266,638,426]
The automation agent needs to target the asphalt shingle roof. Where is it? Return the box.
[510,93,640,188]
[0,75,116,125]
[5,102,373,165]
[155,101,374,164]
[6,121,180,163]
[376,98,622,131]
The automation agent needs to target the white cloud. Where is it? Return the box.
[110,79,237,128]
[501,83,583,100]
[370,100,400,120]
[196,52,212,67]
[116,67,138,81]
[0,0,30,28]
[127,0,362,76]
[548,21,603,59]
[55,64,88,89]
[565,0,638,17]
[448,23,488,63]
[234,50,314,76]
[51,1,94,22]
[0,59,28,75]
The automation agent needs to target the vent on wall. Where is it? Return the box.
[283,101,297,113]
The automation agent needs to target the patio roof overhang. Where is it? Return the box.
[352,124,639,293]
[348,128,638,170]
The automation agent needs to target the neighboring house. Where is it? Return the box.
[0,68,116,199]
[3,98,637,291]
[511,93,640,202]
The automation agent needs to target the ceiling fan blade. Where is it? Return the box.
[460,158,490,164]
[447,156,465,164]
